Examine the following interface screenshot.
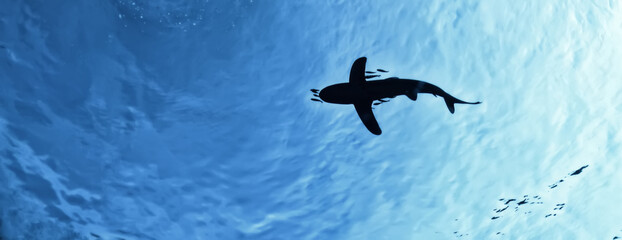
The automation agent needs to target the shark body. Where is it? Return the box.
[317,57,481,135]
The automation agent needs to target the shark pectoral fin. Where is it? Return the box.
[354,101,382,135]
[349,57,367,85]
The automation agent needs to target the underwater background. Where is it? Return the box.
[1,0,622,239]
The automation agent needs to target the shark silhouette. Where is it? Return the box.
[316,57,481,135]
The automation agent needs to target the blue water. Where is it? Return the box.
[2,1,622,239]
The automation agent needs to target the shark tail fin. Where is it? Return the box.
[444,96,481,114]
[444,97,456,114]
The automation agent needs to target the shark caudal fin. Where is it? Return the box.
[443,96,481,114]
[444,98,456,114]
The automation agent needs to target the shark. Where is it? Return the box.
[312,57,481,135]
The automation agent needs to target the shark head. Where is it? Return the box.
[318,87,334,103]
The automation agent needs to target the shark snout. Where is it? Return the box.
[318,86,348,104]
[318,89,329,102]
[318,87,339,103]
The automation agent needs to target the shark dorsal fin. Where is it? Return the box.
[349,57,367,85]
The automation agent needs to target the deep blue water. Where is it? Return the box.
[2,1,622,239]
